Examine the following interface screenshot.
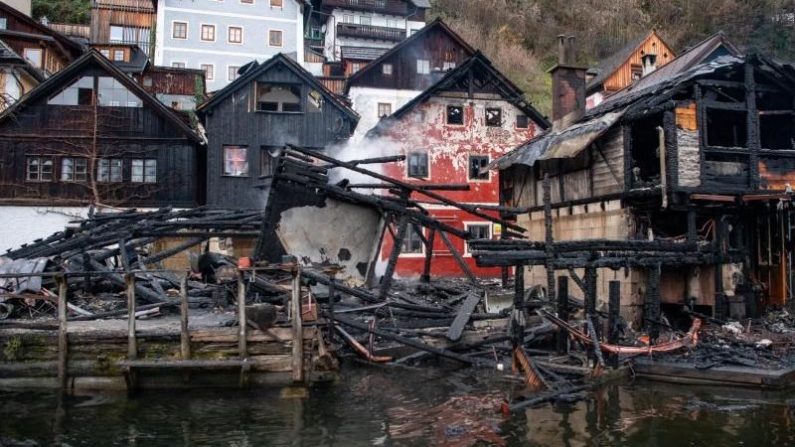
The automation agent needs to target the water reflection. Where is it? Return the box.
[0,367,793,446]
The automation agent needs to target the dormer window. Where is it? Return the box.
[256,83,301,112]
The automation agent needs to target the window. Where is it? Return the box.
[386,19,399,28]
[256,83,301,112]
[112,49,125,61]
[61,158,88,182]
[228,26,243,44]
[241,0,254,3]
[377,102,391,118]
[201,24,216,41]
[382,63,393,75]
[516,115,529,129]
[443,61,456,71]
[407,152,428,178]
[0,18,7,30]
[131,159,157,183]
[469,155,490,180]
[416,59,430,75]
[23,48,42,68]
[269,29,282,47]
[201,64,214,81]
[375,0,387,8]
[446,105,463,125]
[307,89,323,112]
[270,0,282,6]
[48,76,95,106]
[350,62,361,74]
[464,223,491,255]
[401,226,424,254]
[485,108,502,127]
[109,25,124,42]
[223,146,248,176]
[706,109,747,148]
[172,22,187,39]
[98,76,142,107]
[359,16,372,25]
[228,66,240,81]
[26,157,53,182]
[100,49,111,58]
[342,15,354,23]
[172,62,186,69]
[108,25,152,52]
[97,159,123,182]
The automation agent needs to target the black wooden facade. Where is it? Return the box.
[0,51,204,208]
[198,54,360,209]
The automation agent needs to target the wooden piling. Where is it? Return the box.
[237,271,247,358]
[291,267,304,384]
[56,275,68,393]
[608,280,620,368]
[543,174,556,306]
[512,264,525,349]
[125,273,137,360]
[557,275,569,354]
[646,265,661,343]
[180,274,190,360]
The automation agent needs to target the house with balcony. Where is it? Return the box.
[308,0,428,62]
[154,0,307,92]
[90,0,156,57]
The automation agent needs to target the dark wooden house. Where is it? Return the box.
[492,36,795,326]
[0,2,84,77]
[0,49,204,208]
[197,53,359,209]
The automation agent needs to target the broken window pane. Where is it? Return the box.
[706,108,747,148]
[760,113,794,149]
[447,105,463,125]
[465,223,491,254]
[224,146,248,176]
[257,83,301,112]
[469,155,489,180]
[486,108,502,127]
[401,226,424,254]
[407,152,428,178]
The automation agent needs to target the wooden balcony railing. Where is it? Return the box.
[336,23,405,42]
[322,0,408,15]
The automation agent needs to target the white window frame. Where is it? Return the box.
[200,63,215,81]
[342,14,354,24]
[171,61,186,68]
[112,49,125,61]
[416,59,430,75]
[468,154,491,183]
[23,48,43,68]
[377,102,392,118]
[406,151,430,180]
[382,63,393,76]
[268,29,283,47]
[359,15,372,25]
[171,21,188,40]
[200,23,216,42]
[228,65,241,81]
[398,224,426,258]
[463,222,492,257]
[131,159,157,183]
[228,26,244,44]
[223,146,249,177]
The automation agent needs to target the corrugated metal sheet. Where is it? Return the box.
[0,256,49,294]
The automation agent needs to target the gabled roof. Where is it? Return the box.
[344,18,477,93]
[197,53,359,124]
[341,46,388,62]
[0,2,84,58]
[586,30,674,93]
[0,49,201,143]
[369,52,549,136]
[603,32,742,105]
[410,0,431,7]
[0,38,45,82]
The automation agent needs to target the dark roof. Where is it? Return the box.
[0,38,45,82]
[600,32,742,106]
[341,46,388,61]
[196,52,359,124]
[586,31,675,94]
[370,52,549,136]
[0,2,84,58]
[0,49,201,143]
[344,18,477,93]
[410,0,431,7]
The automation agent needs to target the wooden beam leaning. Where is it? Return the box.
[380,214,409,299]
[421,228,436,283]
[438,230,477,285]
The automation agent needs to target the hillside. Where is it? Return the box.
[30,0,795,114]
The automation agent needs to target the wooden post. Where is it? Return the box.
[420,228,436,282]
[584,264,598,338]
[556,275,569,354]
[646,265,661,343]
[380,214,408,298]
[125,273,137,360]
[512,264,525,349]
[237,271,247,358]
[291,266,304,383]
[543,174,556,306]
[438,229,477,285]
[180,273,190,360]
[56,274,68,393]
[327,270,336,344]
[608,280,621,368]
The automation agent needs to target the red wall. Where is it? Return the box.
[376,94,540,278]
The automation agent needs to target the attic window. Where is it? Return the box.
[516,115,529,129]
[447,105,463,125]
[382,64,393,75]
[48,76,95,106]
[256,83,301,112]
[485,108,502,127]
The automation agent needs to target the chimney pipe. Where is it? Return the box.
[641,53,658,76]
[566,36,577,65]
[557,35,567,65]
[550,34,586,129]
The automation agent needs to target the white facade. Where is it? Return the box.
[0,207,91,254]
[321,8,423,61]
[347,85,422,142]
[155,0,305,92]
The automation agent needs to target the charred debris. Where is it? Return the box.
[1,141,794,404]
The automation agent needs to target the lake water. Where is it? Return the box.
[1,364,794,446]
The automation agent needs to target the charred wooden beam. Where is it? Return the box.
[543,174,556,306]
[746,62,761,189]
[420,228,436,283]
[557,276,569,354]
[646,265,661,343]
[438,230,477,285]
[379,214,408,299]
[607,280,620,368]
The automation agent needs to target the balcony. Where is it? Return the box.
[322,0,409,15]
[336,23,405,43]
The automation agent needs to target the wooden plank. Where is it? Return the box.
[237,271,247,358]
[446,292,482,342]
[291,268,304,383]
[438,229,477,285]
[179,274,190,360]
[125,273,137,360]
[56,275,68,392]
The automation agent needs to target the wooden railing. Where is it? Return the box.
[322,0,408,15]
[336,23,405,42]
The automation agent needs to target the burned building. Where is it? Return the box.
[491,37,795,324]
[197,53,359,209]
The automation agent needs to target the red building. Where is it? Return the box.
[368,53,549,278]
